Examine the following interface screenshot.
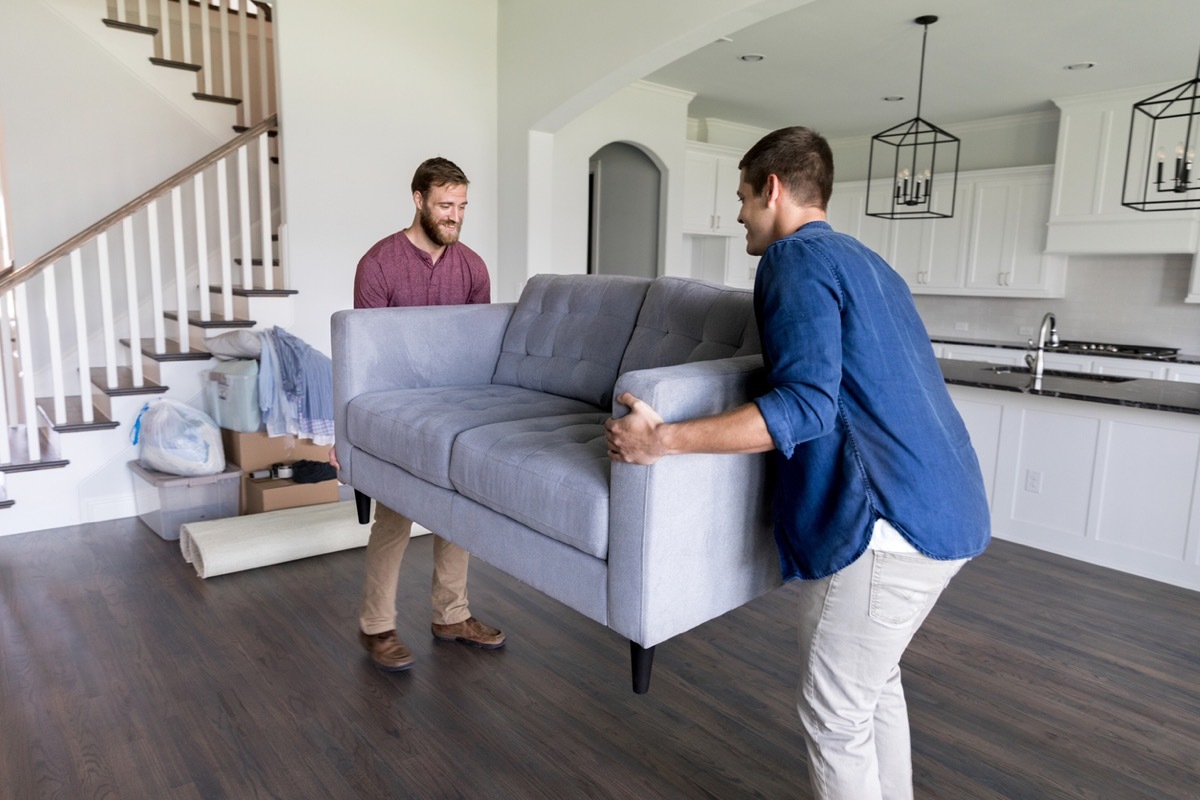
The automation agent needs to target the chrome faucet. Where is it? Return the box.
[1025,312,1060,378]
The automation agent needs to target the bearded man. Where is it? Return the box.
[336,157,504,672]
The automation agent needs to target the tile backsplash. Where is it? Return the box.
[915,254,1200,354]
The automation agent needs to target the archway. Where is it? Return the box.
[587,141,661,279]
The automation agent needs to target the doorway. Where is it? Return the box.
[587,142,661,279]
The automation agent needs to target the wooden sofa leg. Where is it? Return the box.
[354,490,372,524]
[630,641,656,694]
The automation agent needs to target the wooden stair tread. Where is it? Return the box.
[120,337,213,361]
[193,92,242,106]
[102,18,157,35]
[36,397,119,432]
[89,367,167,397]
[150,57,202,72]
[233,126,278,137]
[0,498,14,509]
[209,286,297,297]
[2,427,68,474]
[233,258,281,266]
[163,310,256,328]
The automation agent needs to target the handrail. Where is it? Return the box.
[0,113,278,296]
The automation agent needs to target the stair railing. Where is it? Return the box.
[106,0,275,128]
[0,114,279,463]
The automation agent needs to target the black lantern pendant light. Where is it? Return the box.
[866,15,961,220]
[1122,46,1200,211]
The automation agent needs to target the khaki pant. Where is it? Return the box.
[358,503,471,634]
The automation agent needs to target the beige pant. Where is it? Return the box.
[358,502,471,634]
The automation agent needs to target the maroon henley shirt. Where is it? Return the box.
[353,230,490,310]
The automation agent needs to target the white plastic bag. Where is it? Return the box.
[134,398,225,476]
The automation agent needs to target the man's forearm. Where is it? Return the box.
[659,402,775,456]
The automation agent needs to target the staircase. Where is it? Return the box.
[0,0,288,536]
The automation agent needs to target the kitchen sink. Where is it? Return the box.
[984,366,1137,384]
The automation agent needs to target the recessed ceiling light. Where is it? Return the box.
[1064,62,1096,71]
[882,96,905,102]
[739,53,765,62]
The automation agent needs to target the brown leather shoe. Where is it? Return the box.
[431,616,506,649]
[359,629,414,671]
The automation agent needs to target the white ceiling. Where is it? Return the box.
[645,0,1200,140]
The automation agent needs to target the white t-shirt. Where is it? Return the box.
[868,517,920,554]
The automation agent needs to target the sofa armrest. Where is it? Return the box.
[331,303,515,482]
[607,355,783,648]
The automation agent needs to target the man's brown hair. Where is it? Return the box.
[739,126,834,210]
[411,157,469,196]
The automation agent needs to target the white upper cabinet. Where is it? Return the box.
[683,143,744,236]
[1046,87,1200,255]
[827,166,1064,298]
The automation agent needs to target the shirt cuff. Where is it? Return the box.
[754,392,796,459]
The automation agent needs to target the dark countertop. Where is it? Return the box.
[930,336,1200,366]
[939,358,1200,415]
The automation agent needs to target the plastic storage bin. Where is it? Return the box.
[129,461,242,540]
[205,359,262,432]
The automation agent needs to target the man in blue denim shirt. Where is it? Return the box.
[605,126,990,800]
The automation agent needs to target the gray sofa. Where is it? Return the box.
[331,274,782,692]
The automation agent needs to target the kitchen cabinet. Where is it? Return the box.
[827,166,1065,298]
[1166,362,1200,383]
[1046,87,1200,255]
[949,383,1200,592]
[683,143,744,236]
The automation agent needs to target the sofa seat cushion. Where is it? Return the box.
[346,386,599,489]
[450,413,611,559]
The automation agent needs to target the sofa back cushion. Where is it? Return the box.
[492,274,652,407]
[619,277,760,375]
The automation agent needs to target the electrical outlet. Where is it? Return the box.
[954,321,970,332]
[1024,469,1043,494]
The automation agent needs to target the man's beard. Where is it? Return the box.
[419,205,461,246]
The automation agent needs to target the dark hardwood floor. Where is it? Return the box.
[1,517,1197,799]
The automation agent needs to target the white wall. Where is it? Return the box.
[495,0,816,303]
[273,0,499,355]
[0,0,227,264]
[551,81,692,279]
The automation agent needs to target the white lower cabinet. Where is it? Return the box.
[950,384,1200,591]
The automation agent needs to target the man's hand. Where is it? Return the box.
[605,392,666,464]
[328,445,340,471]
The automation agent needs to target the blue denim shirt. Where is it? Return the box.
[752,221,990,581]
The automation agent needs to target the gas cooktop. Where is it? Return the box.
[1051,340,1179,360]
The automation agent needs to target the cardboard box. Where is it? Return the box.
[221,430,335,512]
[244,476,339,515]
[221,429,331,473]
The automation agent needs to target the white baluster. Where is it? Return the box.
[256,1,270,120]
[115,0,129,24]
[216,157,234,320]
[257,131,273,290]
[194,173,211,322]
[199,0,213,96]
[0,292,16,434]
[147,202,166,354]
[237,0,249,121]
[237,144,252,288]
[69,249,93,424]
[0,309,9,463]
[122,217,144,387]
[180,0,192,66]
[96,232,119,390]
[42,260,67,424]
[13,284,39,461]
[171,186,189,349]
[158,0,172,62]
[221,0,233,105]
[137,0,148,27]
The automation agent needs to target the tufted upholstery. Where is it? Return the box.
[450,413,612,558]
[346,384,598,489]
[618,277,760,376]
[492,274,651,407]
